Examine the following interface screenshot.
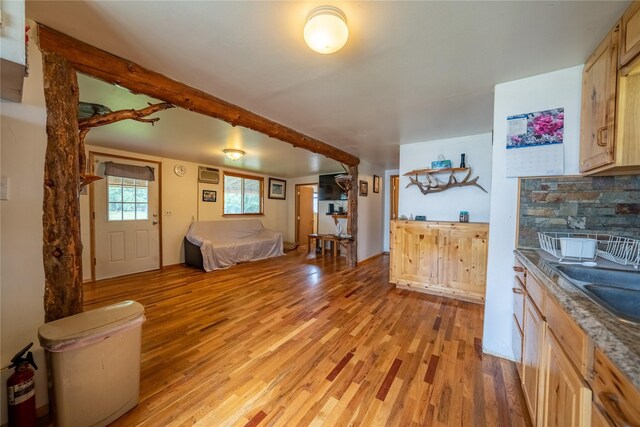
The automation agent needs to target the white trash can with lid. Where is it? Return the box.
[38,300,145,427]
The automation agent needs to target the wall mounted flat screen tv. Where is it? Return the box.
[318,173,347,201]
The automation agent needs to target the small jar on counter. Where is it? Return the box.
[459,211,469,222]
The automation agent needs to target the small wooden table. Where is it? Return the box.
[308,234,340,257]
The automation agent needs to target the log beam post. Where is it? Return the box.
[41,52,83,322]
[346,165,358,268]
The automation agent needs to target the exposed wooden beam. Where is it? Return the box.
[41,52,84,322]
[37,24,360,167]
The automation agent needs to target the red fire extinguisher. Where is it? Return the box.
[7,342,38,427]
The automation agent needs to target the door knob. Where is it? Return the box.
[152,220,158,225]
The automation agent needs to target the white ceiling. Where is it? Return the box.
[76,74,343,178]
[27,1,629,174]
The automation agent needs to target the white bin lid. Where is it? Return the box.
[38,300,145,351]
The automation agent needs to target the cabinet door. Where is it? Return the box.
[620,0,640,67]
[512,315,524,379]
[541,331,592,427]
[438,226,488,299]
[591,403,614,427]
[393,223,439,285]
[580,25,619,172]
[522,297,545,425]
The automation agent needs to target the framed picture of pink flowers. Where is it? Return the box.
[507,108,564,148]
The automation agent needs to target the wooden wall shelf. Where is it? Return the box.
[403,167,468,176]
[403,167,487,195]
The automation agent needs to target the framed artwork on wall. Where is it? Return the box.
[359,180,368,196]
[373,175,380,193]
[202,190,217,202]
[268,178,286,200]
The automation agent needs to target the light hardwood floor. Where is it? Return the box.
[84,251,531,427]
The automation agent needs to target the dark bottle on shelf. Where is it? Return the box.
[460,153,466,168]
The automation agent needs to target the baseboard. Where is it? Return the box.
[482,348,516,362]
[357,253,383,265]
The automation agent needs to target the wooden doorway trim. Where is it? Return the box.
[294,183,318,246]
[390,175,399,221]
[88,151,163,282]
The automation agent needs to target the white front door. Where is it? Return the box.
[93,155,160,280]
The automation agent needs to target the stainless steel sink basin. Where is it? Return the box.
[552,265,640,324]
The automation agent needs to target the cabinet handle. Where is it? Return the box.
[599,392,631,426]
[512,287,524,295]
[596,127,608,147]
[513,266,525,273]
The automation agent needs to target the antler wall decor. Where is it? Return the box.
[404,167,487,195]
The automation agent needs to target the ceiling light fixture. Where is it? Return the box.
[304,6,349,54]
[223,149,245,161]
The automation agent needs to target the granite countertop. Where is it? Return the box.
[515,248,640,389]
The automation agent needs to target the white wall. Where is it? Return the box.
[399,133,493,222]
[382,169,399,252]
[356,160,385,262]
[81,145,290,274]
[0,23,48,422]
[483,65,583,360]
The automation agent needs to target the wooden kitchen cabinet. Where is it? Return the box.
[620,0,640,67]
[540,330,592,427]
[438,226,489,298]
[515,257,640,427]
[580,24,619,173]
[522,296,546,425]
[592,403,614,427]
[580,0,640,175]
[593,348,640,426]
[389,221,488,303]
[389,221,439,286]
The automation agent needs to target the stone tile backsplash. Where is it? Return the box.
[518,175,640,248]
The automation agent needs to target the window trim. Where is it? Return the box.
[222,171,265,216]
[106,176,150,222]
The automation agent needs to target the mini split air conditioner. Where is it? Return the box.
[198,166,220,184]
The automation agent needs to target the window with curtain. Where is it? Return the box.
[223,172,264,215]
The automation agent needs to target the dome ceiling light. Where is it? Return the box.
[303,6,349,54]
[223,149,245,161]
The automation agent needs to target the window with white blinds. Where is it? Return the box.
[223,172,264,215]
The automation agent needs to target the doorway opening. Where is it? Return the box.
[295,183,318,250]
[89,151,162,281]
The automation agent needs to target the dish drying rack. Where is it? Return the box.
[538,232,640,269]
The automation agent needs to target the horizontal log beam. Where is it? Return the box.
[37,25,359,167]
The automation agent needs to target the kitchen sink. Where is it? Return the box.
[552,265,640,324]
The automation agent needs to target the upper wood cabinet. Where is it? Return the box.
[389,221,488,303]
[580,24,619,173]
[620,0,640,67]
[580,0,640,175]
